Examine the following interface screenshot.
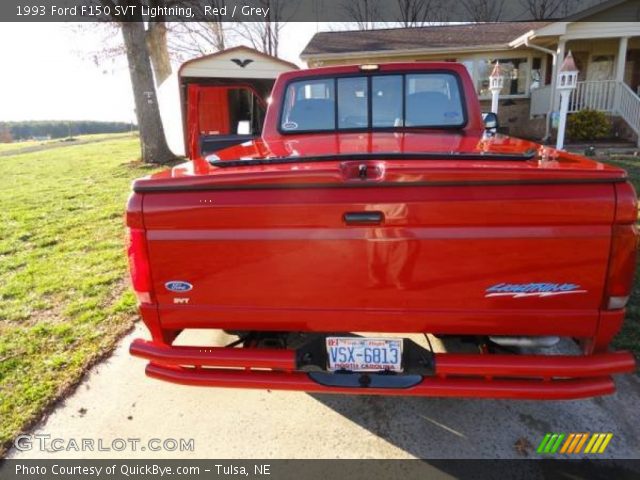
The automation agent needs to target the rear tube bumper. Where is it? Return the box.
[130,339,636,400]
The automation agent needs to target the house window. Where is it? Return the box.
[531,57,542,91]
[589,55,614,81]
[477,57,529,97]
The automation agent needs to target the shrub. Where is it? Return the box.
[566,109,611,141]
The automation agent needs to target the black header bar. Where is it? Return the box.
[0,0,637,22]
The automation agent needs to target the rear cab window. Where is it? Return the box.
[281,79,335,132]
[280,71,465,133]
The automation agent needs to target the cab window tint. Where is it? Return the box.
[372,75,403,128]
[281,79,335,131]
[280,72,465,132]
[405,73,464,127]
[338,77,369,129]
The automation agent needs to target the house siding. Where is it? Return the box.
[479,98,546,139]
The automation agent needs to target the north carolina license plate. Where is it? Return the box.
[326,337,403,372]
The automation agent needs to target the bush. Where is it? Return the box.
[566,109,611,141]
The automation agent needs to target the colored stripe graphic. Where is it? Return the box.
[584,434,599,454]
[566,434,580,453]
[538,433,613,455]
[573,434,588,454]
[598,433,613,453]
[550,434,565,453]
[560,434,575,454]
[591,434,607,453]
[545,434,558,453]
[537,434,552,454]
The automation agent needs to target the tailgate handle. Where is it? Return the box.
[343,211,384,225]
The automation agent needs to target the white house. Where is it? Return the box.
[301,0,640,144]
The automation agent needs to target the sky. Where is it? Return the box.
[0,22,321,123]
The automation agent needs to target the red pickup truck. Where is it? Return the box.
[127,62,637,399]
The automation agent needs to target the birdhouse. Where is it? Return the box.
[555,51,580,150]
[489,61,504,93]
[557,51,578,92]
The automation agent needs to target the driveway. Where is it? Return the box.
[8,324,640,459]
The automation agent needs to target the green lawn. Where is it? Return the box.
[604,156,640,360]
[0,136,162,454]
[0,133,135,155]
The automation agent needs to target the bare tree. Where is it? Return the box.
[521,0,577,19]
[167,1,231,61]
[94,0,174,86]
[70,20,124,72]
[168,22,231,60]
[396,0,446,26]
[459,0,505,21]
[341,0,383,30]
[94,0,176,164]
[234,0,288,57]
[121,22,175,164]
[145,0,172,85]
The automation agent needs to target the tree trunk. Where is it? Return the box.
[146,21,172,87]
[121,20,175,164]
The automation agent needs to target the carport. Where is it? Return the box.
[178,46,298,158]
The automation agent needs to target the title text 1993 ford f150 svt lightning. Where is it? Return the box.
[127,62,637,399]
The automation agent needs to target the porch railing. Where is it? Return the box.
[615,82,640,136]
[569,80,617,113]
[530,80,640,139]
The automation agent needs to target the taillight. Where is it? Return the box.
[127,228,153,304]
[605,183,639,310]
[605,224,638,309]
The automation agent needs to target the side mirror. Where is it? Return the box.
[482,112,499,130]
[237,120,252,136]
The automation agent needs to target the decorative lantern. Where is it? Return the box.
[555,51,579,150]
[489,61,504,115]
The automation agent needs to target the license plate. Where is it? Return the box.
[326,337,403,372]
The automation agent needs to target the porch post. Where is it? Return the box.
[616,36,629,84]
[614,37,629,114]
[544,39,565,140]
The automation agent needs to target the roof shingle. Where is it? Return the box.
[301,22,549,57]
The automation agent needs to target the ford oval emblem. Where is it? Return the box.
[165,281,193,292]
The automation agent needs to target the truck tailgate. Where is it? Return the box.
[140,173,615,337]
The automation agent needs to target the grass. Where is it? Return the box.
[603,156,640,361]
[0,135,163,454]
[0,133,136,155]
